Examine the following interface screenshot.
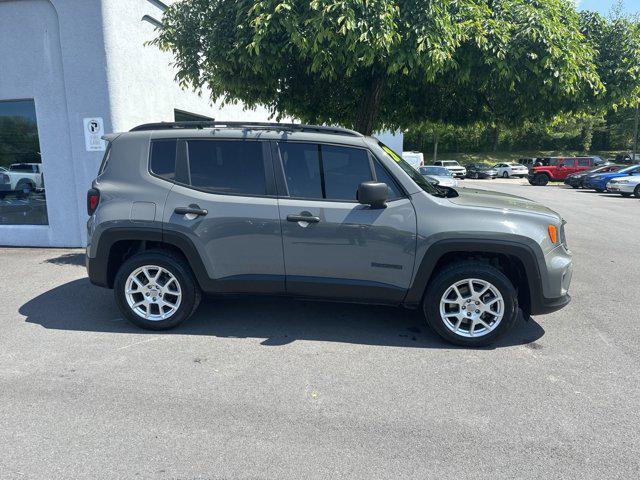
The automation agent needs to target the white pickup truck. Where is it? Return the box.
[0,163,44,198]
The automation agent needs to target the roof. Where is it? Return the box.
[129,121,362,138]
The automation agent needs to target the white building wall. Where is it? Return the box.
[0,0,112,247]
[0,0,401,248]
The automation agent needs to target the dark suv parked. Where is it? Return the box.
[86,122,572,347]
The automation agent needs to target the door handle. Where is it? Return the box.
[287,214,320,223]
[175,206,208,216]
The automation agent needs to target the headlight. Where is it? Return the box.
[560,221,568,249]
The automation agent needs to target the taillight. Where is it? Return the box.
[87,188,100,215]
[420,160,424,167]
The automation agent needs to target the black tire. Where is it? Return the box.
[422,262,519,347]
[571,185,579,189]
[502,172,509,178]
[534,174,549,186]
[621,192,632,197]
[16,180,34,198]
[595,188,604,193]
[114,250,201,330]
[634,185,640,198]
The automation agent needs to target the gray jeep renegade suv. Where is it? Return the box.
[86,121,572,347]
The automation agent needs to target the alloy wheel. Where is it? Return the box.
[125,265,182,321]
[439,278,505,338]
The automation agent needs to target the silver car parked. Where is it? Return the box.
[86,121,572,347]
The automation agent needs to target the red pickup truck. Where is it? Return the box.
[528,157,601,186]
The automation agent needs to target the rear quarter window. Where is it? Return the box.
[150,139,177,181]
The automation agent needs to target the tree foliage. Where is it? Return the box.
[155,0,605,134]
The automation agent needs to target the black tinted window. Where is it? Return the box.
[150,140,177,180]
[322,145,372,200]
[187,140,266,195]
[373,161,403,200]
[578,158,590,167]
[279,143,323,199]
[279,143,376,201]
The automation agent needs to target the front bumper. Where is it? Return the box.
[606,182,635,193]
[530,293,572,315]
[528,243,573,316]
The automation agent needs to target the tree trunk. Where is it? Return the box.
[633,103,639,160]
[433,131,439,163]
[492,123,500,152]
[355,76,385,136]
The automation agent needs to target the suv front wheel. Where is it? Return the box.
[529,173,549,186]
[423,262,519,347]
[114,250,201,330]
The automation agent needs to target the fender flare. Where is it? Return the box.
[403,235,547,312]
[87,224,210,289]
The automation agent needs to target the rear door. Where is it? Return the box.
[274,141,417,303]
[577,157,591,172]
[162,138,285,294]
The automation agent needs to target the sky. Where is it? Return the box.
[577,0,640,15]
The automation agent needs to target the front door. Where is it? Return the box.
[275,141,417,303]
[162,138,285,294]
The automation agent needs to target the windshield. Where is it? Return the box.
[619,165,640,174]
[442,161,460,166]
[377,142,440,195]
[420,166,452,176]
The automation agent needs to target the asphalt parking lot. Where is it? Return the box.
[1,180,639,479]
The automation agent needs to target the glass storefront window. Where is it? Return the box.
[0,99,48,225]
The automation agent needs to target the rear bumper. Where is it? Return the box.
[584,179,606,190]
[86,253,109,288]
[564,178,580,186]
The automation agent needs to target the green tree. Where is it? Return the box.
[154,0,602,135]
[0,116,40,168]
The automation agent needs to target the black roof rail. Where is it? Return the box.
[129,121,363,137]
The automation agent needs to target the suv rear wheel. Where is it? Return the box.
[114,250,201,330]
[423,262,518,347]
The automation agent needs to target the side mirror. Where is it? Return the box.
[357,181,388,209]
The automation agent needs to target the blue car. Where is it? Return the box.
[584,164,640,192]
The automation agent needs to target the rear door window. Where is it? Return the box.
[186,140,267,196]
[577,158,590,167]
